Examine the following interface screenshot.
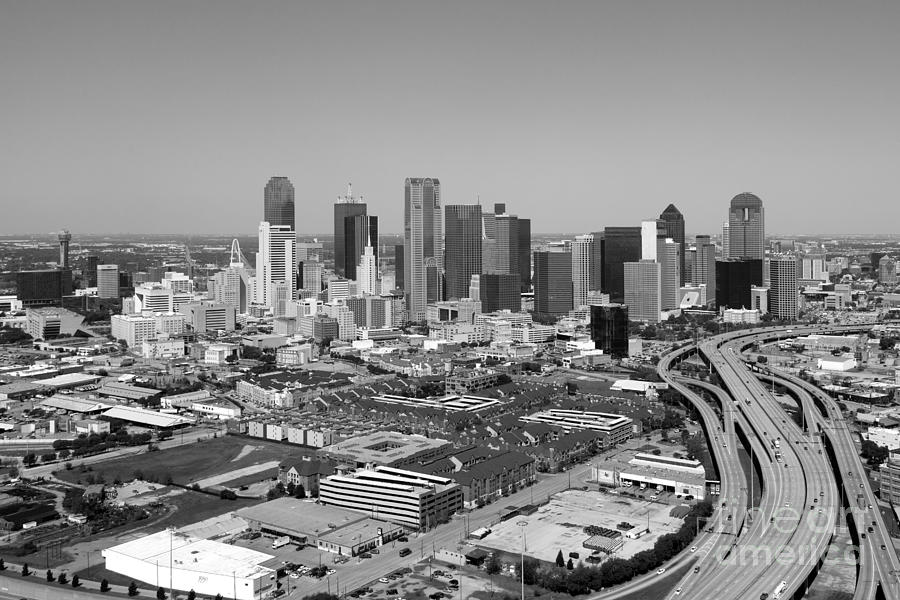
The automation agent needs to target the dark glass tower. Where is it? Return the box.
[590,304,628,357]
[444,205,482,300]
[727,193,764,260]
[534,251,573,319]
[342,214,377,281]
[480,273,520,312]
[517,218,532,292]
[716,258,763,309]
[659,204,686,285]
[264,176,295,229]
[601,227,642,304]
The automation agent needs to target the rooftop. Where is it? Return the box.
[102,405,193,428]
[320,431,451,466]
[236,498,366,536]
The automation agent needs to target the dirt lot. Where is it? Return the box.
[478,489,684,563]
[55,435,314,488]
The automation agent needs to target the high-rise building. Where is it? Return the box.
[590,304,628,357]
[97,264,119,299]
[571,234,595,308]
[84,255,99,288]
[589,231,603,293]
[692,235,716,306]
[624,260,661,323]
[659,204,686,285]
[533,250,573,319]
[880,256,898,286]
[495,214,520,275]
[333,184,368,278]
[302,261,323,295]
[727,193,765,260]
[800,252,828,283]
[517,218,532,292]
[404,178,442,321]
[357,243,378,296]
[444,205,483,300]
[479,273,520,313]
[751,286,769,315]
[57,230,71,269]
[255,222,296,308]
[641,220,665,261]
[658,239,680,310]
[212,266,250,313]
[394,244,404,292]
[769,255,799,320]
[716,258,763,310]
[15,270,73,307]
[602,227,642,304]
[264,176,295,230]
[722,222,730,257]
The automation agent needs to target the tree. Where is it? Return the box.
[0,558,5,570]
[47,569,55,582]
[72,574,80,587]
[187,590,196,600]
[215,595,223,600]
[21,563,29,576]
[22,453,36,467]
[555,549,565,568]
[58,572,68,585]
[129,581,139,596]
[295,484,306,499]
[566,558,574,570]
[485,554,502,575]
[101,578,111,592]
[157,587,167,600]
[861,440,889,466]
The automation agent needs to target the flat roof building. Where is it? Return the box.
[319,431,453,468]
[520,409,633,447]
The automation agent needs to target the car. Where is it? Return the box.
[675,588,682,595]
[656,568,666,575]
[387,590,399,596]
[868,505,873,510]
[448,580,459,587]
[371,548,380,554]
[398,536,409,543]
[690,546,697,553]
[328,569,336,575]
[399,547,412,557]
[359,553,372,559]
[290,573,301,579]
[694,567,700,574]
[820,491,824,496]
[868,527,874,533]
[379,578,391,584]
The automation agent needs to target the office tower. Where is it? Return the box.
[255,221,296,308]
[715,258,763,310]
[692,235,716,306]
[334,184,368,279]
[641,220,665,260]
[297,242,323,263]
[751,286,769,315]
[722,222,730,257]
[769,255,799,320]
[495,214,520,275]
[15,270,73,307]
[357,243,378,296]
[590,304,628,358]
[880,256,898,286]
[800,252,828,282]
[213,267,250,313]
[97,264,119,299]
[327,279,351,302]
[658,239,680,310]
[494,203,506,214]
[533,250,573,319]
[727,193,765,260]
[183,301,237,333]
[302,261,323,294]
[404,178,442,321]
[602,227,642,304]
[444,205,483,300]
[871,252,886,271]
[57,230,71,268]
[571,234,595,308]
[624,260,661,323]
[589,231,603,293]
[264,176,295,229]
[84,255,99,287]
[518,218,532,292]
[659,204,686,285]
[394,244,404,291]
[468,274,481,302]
[480,273,521,313]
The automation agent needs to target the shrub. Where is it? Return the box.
[101,578,110,592]
[128,582,139,596]
[21,563,29,576]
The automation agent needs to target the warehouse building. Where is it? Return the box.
[318,431,453,468]
[102,529,276,600]
[318,466,462,530]
[592,452,707,500]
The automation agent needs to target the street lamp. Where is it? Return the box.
[517,521,528,600]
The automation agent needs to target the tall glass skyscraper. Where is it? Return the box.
[444,204,482,300]
[334,184,369,279]
[727,193,765,260]
[601,227,642,304]
[659,204,686,285]
[404,178,442,321]
[264,176,295,230]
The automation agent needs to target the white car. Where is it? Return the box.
[657,568,666,575]
[328,569,336,575]
[290,573,301,579]
[690,546,697,553]
[379,578,390,584]
[675,588,682,595]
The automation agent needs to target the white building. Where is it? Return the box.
[256,221,295,308]
[864,427,900,451]
[624,260,661,324]
[357,243,378,296]
[520,409,633,446]
[817,356,858,371]
[102,529,275,600]
[97,264,119,299]
[111,314,157,347]
[724,308,760,324]
[141,338,184,360]
[571,234,594,309]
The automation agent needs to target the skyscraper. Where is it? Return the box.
[479,273,521,313]
[659,204,686,285]
[571,234,594,309]
[727,193,765,260]
[264,176,295,230]
[692,235,716,306]
[624,260,661,323]
[444,204,483,300]
[357,242,378,296]
[716,258,763,310]
[404,178,442,321]
[533,250,573,319]
[58,230,71,269]
[394,244,404,292]
[97,264,119,299]
[602,227,642,304]
[658,238,680,310]
[256,222,296,308]
[590,304,629,358]
[334,184,373,279]
[517,218,532,292]
[769,255,799,320]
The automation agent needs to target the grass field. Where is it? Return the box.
[55,435,314,488]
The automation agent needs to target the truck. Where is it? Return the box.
[272,535,292,549]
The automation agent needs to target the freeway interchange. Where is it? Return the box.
[656,324,900,600]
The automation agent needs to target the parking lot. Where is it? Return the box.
[477,489,684,563]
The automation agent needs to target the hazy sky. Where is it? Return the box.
[2,1,898,236]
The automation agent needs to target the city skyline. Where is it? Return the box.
[3,1,900,236]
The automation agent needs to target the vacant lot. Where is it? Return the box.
[55,435,314,487]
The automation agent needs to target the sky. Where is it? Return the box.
[1,1,898,236]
